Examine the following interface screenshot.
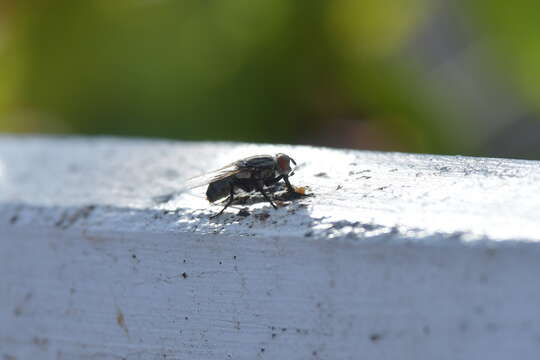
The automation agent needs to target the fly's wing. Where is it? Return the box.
[153,163,241,204]
[183,165,239,190]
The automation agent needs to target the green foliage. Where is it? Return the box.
[1,0,539,156]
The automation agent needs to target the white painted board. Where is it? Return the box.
[1,136,540,359]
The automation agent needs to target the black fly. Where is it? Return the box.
[175,153,299,217]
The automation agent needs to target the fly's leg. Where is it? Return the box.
[210,185,235,218]
[264,175,282,187]
[256,182,277,209]
[283,175,295,193]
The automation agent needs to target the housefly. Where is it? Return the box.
[163,153,299,217]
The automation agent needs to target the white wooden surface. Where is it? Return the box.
[1,135,540,359]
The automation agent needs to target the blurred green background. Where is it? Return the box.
[1,1,540,158]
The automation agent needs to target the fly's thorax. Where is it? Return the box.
[251,168,275,180]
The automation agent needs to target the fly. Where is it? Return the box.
[160,153,301,217]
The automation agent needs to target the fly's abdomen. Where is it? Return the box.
[206,177,233,203]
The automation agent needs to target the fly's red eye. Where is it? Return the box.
[277,156,289,172]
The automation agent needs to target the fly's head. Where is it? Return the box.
[275,153,297,176]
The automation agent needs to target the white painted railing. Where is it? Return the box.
[2,135,540,359]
